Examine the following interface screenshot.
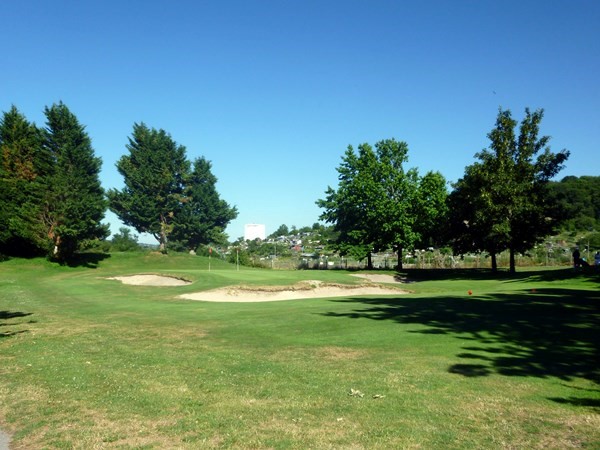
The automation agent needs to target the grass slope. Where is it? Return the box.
[1,252,599,449]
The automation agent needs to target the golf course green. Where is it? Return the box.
[1,252,598,448]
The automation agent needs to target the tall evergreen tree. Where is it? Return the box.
[171,157,238,251]
[42,102,109,261]
[108,123,190,253]
[0,106,50,255]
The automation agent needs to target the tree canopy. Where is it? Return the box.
[108,123,190,252]
[1,103,108,261]
[0,106,48,255]
[42,102,109,260]
[108,124,236,253]
[170,157,238,250]
[317,139,447,269]
[448,108,569,272]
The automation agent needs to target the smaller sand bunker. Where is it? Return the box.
[107,274,191,286]
[179,280,407,302]
[351,273,407,284]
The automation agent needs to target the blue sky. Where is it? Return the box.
[2,1,599,243]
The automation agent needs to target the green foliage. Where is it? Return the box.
[0,103,108,261]
[318,139,447,269]
[547,176,600,231]
[109,126,236,254]
[0,106,48,256]
[108,123,189,253]
[269,224,289,238]
[42,102,109,261]
[170,157,238,251]
[110,227,140,252]
[448,108,569,273]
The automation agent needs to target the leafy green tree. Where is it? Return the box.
[269,224,289,239]
[317,144,380,268]
[42,102,109,261]
[450,108,569,273]
[317,139,425,269]
[0,106,49,255]
[108,123,189,253]
[447,162,505,270]
[371,139,420,269]
[110,227,140,252]
[171,157,237,251]
[414,170,448,249]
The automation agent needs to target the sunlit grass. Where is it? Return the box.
[1,252,598,448]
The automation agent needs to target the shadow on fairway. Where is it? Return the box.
[399,267,598,283]
[64,252,111,268]
[324,288,600,385]
[0,311,34,338]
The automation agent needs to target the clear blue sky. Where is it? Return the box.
[2,1,598,243]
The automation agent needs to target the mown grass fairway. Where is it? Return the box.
[1,253,599,448]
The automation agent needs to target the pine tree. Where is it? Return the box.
[42,102,109,261]
[171,157,238,251]
[0,106,50,255]
[108,123,189,253]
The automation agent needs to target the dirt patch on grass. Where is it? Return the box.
[179,280,407,302]
[107,275,191,286]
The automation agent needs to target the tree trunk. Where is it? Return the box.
[397,246,403,270]
[367,252,373,270]
[491,253,497,272]
[509,247,516,274]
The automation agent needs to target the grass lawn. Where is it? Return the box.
[1,252,598,449]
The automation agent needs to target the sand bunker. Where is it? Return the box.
[351,273,406,284]
[179,280,406,303]
[107,275,191,286]
[107,273,409,302]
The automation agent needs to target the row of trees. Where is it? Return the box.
[0,103,237,261]
[318,108,570,273]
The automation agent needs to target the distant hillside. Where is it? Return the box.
[548,176,600,231]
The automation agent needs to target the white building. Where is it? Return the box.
[244,223,266,241]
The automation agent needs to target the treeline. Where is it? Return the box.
[318,108,577,273]
[0,103,237,262]
[547,176,600,231]
[2,103,596,268]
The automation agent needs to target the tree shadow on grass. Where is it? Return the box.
[323,288,600,385]
[64,251,111,268]
[399,267,598,283]
[0,311,34,338]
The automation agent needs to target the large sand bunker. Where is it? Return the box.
[179,279,407,303]
[107,273,408,302]
[108,275,191,286]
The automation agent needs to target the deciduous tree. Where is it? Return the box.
[449,108,569,273]
[318,139,429,269]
